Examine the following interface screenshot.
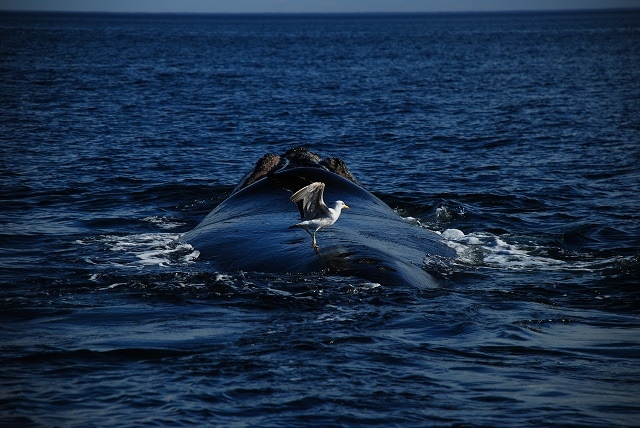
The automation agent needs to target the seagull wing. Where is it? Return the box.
[290,182,329,220]
[268,171,313,195]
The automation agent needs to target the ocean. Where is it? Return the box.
[1,10,639,427]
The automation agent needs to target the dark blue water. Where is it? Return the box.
[1,10,639,427]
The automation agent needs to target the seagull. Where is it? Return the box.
[290,182,349,253]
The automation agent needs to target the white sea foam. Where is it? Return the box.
[142,216,186,230]
[439,228,588,272]
[83,233,199,268]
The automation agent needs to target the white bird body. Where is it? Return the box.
[290,182,349,252]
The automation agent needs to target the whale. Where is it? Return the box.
[180,147,455,287]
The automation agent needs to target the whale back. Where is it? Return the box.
[181,167,455,287]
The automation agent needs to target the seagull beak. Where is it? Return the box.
[344,204,350,210]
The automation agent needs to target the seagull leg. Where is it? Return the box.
[312,231,319,253]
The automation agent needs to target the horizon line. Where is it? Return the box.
[2,7,639,15]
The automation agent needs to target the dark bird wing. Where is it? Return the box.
[290,182,328,220]
[267,171,315,219]
[267,170,313,194]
